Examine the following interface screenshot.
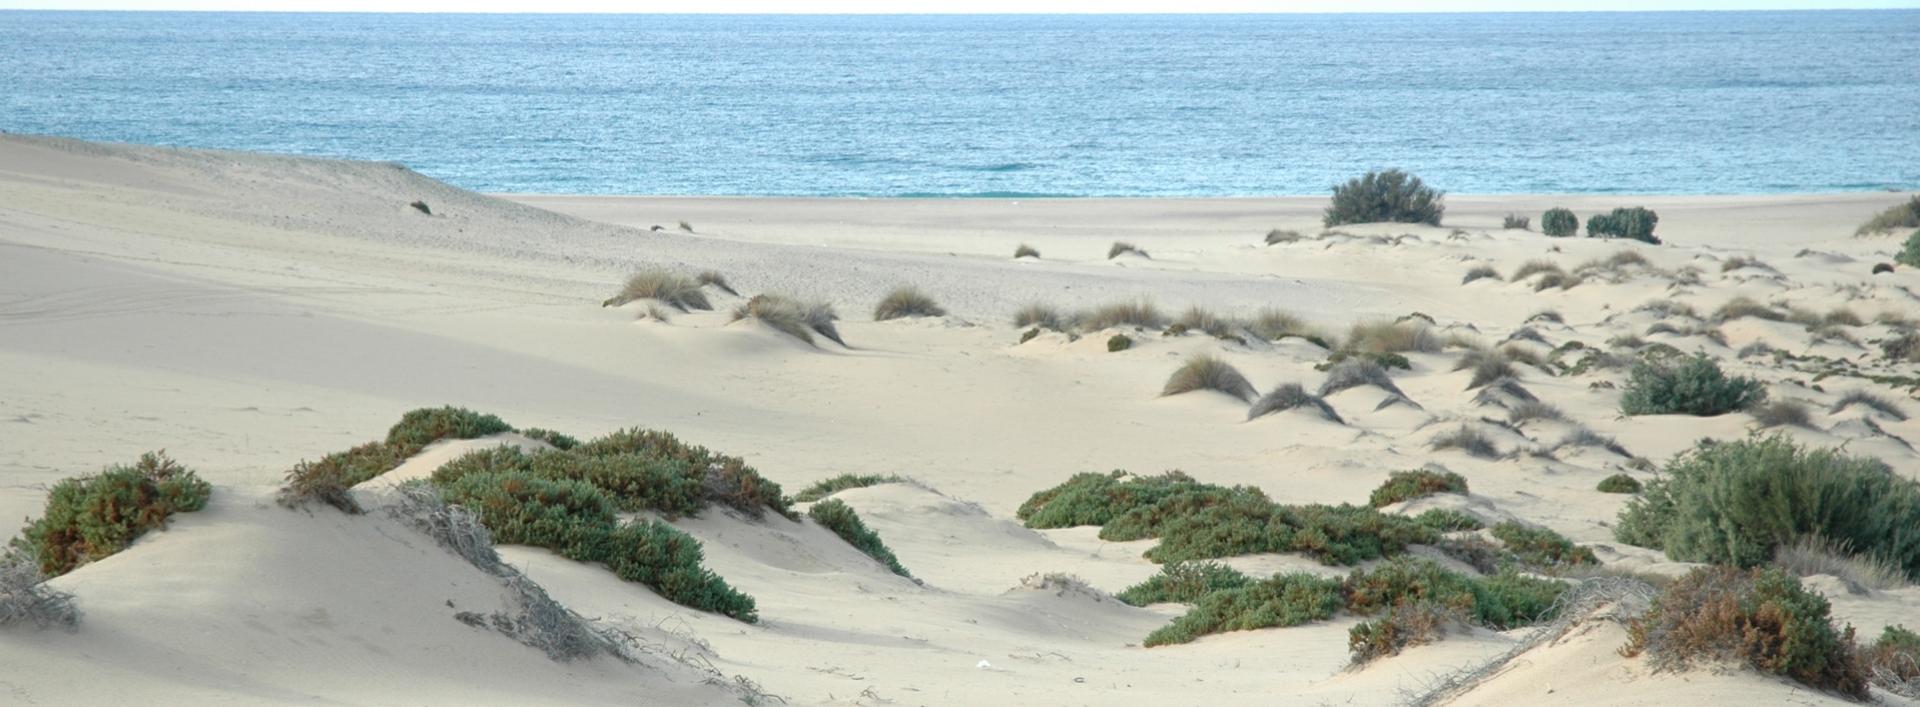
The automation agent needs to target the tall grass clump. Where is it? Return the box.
[1323,169,1444,227]
[1116,561,1252,606]
[1172,306,1237,338]
[1713,296,1786,322]
[1619,355,1766,416]
[1856,195,1920,236]
[1774,536,1909,591]
[1247,383,1342,423]
[1462,264,1501,284]
[1831,390,1907,420]
[1163,354,1257,402]
[1014,243,1040,259]
[1623,566,1867,699]
[1613,434,1920,580]
[792,473,905,502]
[1108,241,1148,259]
[1264,229,1304,245]
[1317,358,1405,397]
[1899,229,1920,268]
[1368,468,1468,507]
[1541,207,1579,237]
[1866,626,1920,697]
[1502,214,1530,230]
[873,285,947,320]
[809,499,910,578]
[281,406,513,513]
[1247,307,1313,342]
[1509,259,1564,283]
[7,452,211,577]
[605,269,712,311]
[1430,426,1499,459]
[734,294,843,346]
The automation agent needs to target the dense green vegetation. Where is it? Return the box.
[1624,566,1866,699]
[8,452,212,577]
[1323,169,1444,227]
[809,499,911,578]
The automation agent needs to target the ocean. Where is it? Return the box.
[1,10,1916,196]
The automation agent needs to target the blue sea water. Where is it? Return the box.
[1,10,1916,196]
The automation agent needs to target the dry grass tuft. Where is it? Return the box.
[1751,399,1815,429]
[1831,390,1907,420]
[1345,319,1441,354]
[1173,307,1239,338]
[1462,264,1502,284]
[873,285,947,321]
[1720,255,1773,273]
[733,294,843,346]
[1430,426,1499,459]
[1247,383,1342,423]
[607,269,712,312]
[1510,259,1565,282]
[1714,296,1786,322]
[1163,354,1257,402]
[1318,358,1407,398]
[1014,243,1040,259]
[1265,229,1304,245]
[1108,241,1148,259]
[1856,195,1920,236]
[695,270,738,296]
[1078,299,1167,331]
[1774,536,1909,591]
[1247,307,1311,342]
[1013,302,1068,331]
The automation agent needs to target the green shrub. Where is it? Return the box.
[8,452,212,577]
[1145,499,1437,566]
[1142,572,1343,646]
[1116,561,1251,606]
[1620,355,1766,416]
[1857,195,1920,236]
[1341,558,1566,631]
[1414,508,1483,532]
[438,470,756,622]
[1107,334,1132,352]
[279,441,408,513]
[1586,207,1660,244]
[1323,169,1444,227]
[1898,229,1920,268]
[433,446,708,519]
[808,499,910,578]
[1865,625,1920,694]
[575,428,793,519]
[519,428,579,450]
[1368,468,1468,507]
[388,406,514,449]
[1017,471,1265,540]
[1623,566,1865,699]
[1349,601,1450,664]
[1489,521,1597,569]
[1596,473,1642,493]
[1614,435,1920,579]
[1541,207,1579,237]
[792,474,905,502]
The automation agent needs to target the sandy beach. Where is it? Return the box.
[3,133,1918,705]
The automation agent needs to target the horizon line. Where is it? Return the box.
[5,6,1917,13]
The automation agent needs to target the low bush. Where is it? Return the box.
[1541,208,1579,237]
[8,452,212,577]
[519,428,580,450]
[1865,625,1920,696]
[1107,334,1133,352]
[1586,207,1660,244]
[809,499,910,578]
[1502,214,1530,230]
[1349,600,1451,664]
[1247,383,1342,423]
[1368,468,1468,507]
[1415,508,1484,532]
[1116,561,1252,606]
[1613,434,1920,579]
[1900,229,1920,269]
[281,406,519,512]
[873,286,946,320]
[606,269,712,311]
[1596,473,1642,493]
[1143,572,1343,646]
[791,473,905,502]
[389,406,515,450]
[572,427,794,519]
[1162,354,1257,402]
[1622,566,1866,699]
[1017,471,1264,539]
[439,470,757,622]
[1323,169,1444,227]
[1856,195,1920,236]
[1619,355,1766,416]
[1145,499,1437,566]
[1490,521,1597,569]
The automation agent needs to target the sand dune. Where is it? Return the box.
[4,134,1920,705]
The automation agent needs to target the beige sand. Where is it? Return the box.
[2,133,1917,705]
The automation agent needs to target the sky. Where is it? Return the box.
[3,0,1916,11]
